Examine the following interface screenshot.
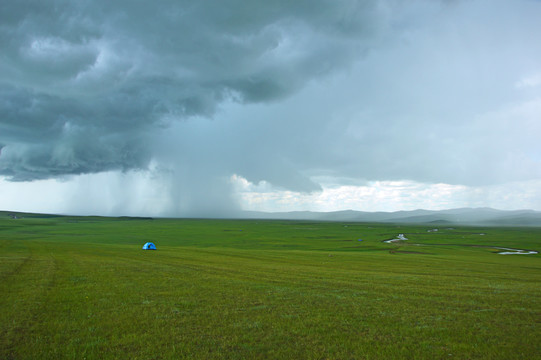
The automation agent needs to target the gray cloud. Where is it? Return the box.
[0,0,385,182]
[1,0,541,216]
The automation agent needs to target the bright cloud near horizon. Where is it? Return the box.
[1,0,541,217]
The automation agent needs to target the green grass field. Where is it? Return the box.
[1,213,540,359]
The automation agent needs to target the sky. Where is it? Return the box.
[1,0,541,217]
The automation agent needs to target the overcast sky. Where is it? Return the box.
[1,0,540,217]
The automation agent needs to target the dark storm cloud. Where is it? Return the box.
[160,0,541,192]
[0,0,383,180]
[2,0,541,219]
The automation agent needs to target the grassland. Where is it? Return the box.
[1,213,540,359]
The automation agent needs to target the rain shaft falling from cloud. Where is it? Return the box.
[0,0,382,180]
[1,0,541,216]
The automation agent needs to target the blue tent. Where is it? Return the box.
[142,242,157,250]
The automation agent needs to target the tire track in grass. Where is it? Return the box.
[0,241,59,358]
[0,250,33,282]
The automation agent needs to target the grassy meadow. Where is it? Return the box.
[1,212,540,359]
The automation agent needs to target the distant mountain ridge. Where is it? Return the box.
[2,208,540,226]
[240,208,541,226]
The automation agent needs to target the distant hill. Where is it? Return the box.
[0,210,67,219]
[240,208,541,226]
[0,210,153,221]
[3,208,540,226]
